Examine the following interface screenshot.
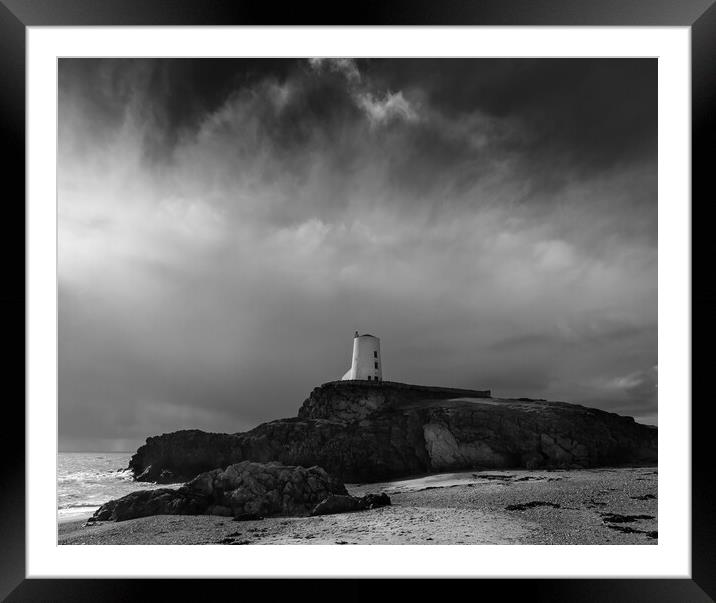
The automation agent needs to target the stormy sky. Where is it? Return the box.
[58,58,657,452]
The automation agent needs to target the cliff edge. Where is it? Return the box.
[128,381,657,484]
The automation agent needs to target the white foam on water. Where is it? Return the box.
[57,452,179,520]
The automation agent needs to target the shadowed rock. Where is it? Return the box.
[93,461,347,522]
[91,487,208,522]
[128,381,658,484]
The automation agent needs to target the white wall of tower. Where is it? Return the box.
[341,334,382,381]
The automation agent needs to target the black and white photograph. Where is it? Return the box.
[57,57,658,546]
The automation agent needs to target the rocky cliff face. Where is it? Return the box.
[129,381,657,484]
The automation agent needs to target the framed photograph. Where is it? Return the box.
[5,0,712,599]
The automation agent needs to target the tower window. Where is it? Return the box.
[374,351,377,358]
[367,376,372,381]
[375,362,379,369]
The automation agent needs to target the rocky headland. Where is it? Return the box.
[128,380,657,485]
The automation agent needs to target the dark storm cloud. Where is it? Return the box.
[58,58,657,451]
[366,59,657,169]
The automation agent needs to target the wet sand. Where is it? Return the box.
[58,466,657,545]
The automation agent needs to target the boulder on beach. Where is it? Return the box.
[93,460,349,522]
[91,487,207,522]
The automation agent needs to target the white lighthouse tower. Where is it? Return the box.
[341,332,383,382]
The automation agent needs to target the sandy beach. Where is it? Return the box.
[58,466,657,545]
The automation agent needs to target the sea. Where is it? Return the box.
[57,452,177,522]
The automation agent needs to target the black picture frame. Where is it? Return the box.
[3,1,713,600]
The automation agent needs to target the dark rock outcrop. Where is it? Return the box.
[91,487,208,522]
[130,429,245,484]
[93,461,347,522]
[128,381,657,484]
